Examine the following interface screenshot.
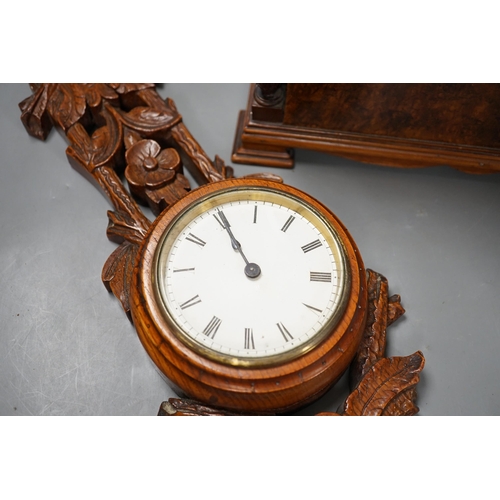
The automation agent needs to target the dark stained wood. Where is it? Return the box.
[232,110,294,168]
[251,83,286,122]
[232,83,500,173]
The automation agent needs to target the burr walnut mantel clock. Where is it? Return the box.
[19,84,424,416]
[232,83,500,173]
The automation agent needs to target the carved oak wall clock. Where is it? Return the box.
[19,83,424,416]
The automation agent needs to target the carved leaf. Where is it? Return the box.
[101,241,139,319]
[242,172,284,183]
[91,106,123,167]
[47,84,87,131]
[119,106,181,133]
[382,388,420,416]
[80,83,117,107]
[108,83,155,94]
[66,123,94,167]
[106,209,150,245]
[158,399,241,416]
[388,294,405,326]
[19,84,56,140]
[342,351,425,416]
[349,269,389,388]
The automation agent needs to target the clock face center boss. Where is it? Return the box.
[131,179,367,413]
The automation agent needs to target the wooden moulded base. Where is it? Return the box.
[232,84,500,174]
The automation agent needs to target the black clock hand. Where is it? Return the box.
[215,210,261,279]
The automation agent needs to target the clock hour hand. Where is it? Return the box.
[216,210,261,279]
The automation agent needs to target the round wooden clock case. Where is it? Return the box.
[131,178,367,413]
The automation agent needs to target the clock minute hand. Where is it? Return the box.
[216,210,261,279]
[218,211,243,252]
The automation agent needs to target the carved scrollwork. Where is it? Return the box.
[19,84,240,316]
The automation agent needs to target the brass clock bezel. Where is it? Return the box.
[152,183,352,368]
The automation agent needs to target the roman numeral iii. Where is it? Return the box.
[310,272,332,282]
[301,239,322,253]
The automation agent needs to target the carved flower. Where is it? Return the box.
[125,139,181,199]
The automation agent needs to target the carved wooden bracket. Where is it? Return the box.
[19,84,280,318]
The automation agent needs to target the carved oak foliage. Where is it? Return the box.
[102,205,152,317]
[102,240,140,320]
[19,83,57,140]
[106,209,151,245]
[334,269,424,416]
[342,352,425,416]
[116,103,181,135]
[20,83,156,137]
[158,399,243,416]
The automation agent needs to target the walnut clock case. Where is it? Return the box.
[19,84,424,416]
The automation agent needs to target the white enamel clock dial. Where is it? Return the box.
[154,186,350,367]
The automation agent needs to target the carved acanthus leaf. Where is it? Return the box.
[342,352,425,416]
[19,83,57,140]
[242,172,284,183]
[158,399,242,416]
[388,294,405,326]
[108,83,155,94]
[106,209,151,245]
[381,388,420,416]
[117,106,181,134]
[47,84,87,131]
[101,241,139,319]
[350,269,406,389]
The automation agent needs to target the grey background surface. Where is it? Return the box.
[1,83,499,416]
